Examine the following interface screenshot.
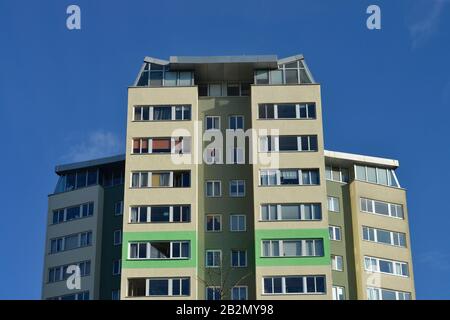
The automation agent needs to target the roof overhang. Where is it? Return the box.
[55,154,125,174]
[324,150,399,169]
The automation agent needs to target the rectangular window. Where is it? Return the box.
[354,165,400,188]
[146,278,190,297]
[112,259,121,276]
[174,105,191,120]
[227,83,240,96]
[262,239,324,257]
[114,201,123,216]
[327,196,340,212]
[364,256,409,277]
[260,169,319,186]
[153,106,172,120]
[113,230,122,246]
[229,180,245,197]
[277,104,296,119]
[229,147,244,164]
[263,276,326,295]
[111,289,120,300]
[129,241,190,260]
[258,104,274,119]
[48,260,91,283]
[329,226,341,241]
[231,250,247,267]
[52,202,94,224]
[367,287,411,300]
[50,231,92,254]
[325,166,349,183]
[332,286,345,300]
[151,138,171,153]
[230,215,246,231]
[261,203,322,221]
[206,116,220,130]
[206,250,221,267]
[255,70,269,84]
[209,84,222,97]
[206,287,221,300]
[131,206,190,224]
[206,181,221,197]
[332,255,343,271]
[229,115,244,130]
[206,214,222,232]
[360,197,404,219]
[231,286,248,300]
[134,105,191,121]
[362,226,406,247]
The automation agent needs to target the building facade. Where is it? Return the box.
[42,54,415,300]
[42,156,125,300]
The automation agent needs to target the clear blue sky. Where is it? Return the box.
[0,0,449,299]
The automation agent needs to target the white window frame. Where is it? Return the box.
[231,286,248,300]
[327,196,340,212]
[230,250,247,268]
[205,214,222,232]
[205,250,222,268]
[206,286,222,300]
[230,215,246,232]
[367,287,411,300]
[329,226,341,241]
[331,255,343,271]
[262,239,323,257]
[206,180,222,197]
[332,286,345,300]
[229,180,245,197]
[205,116,220,130]
[128,241,190,260]
[146,278,190,297]
[364,256,409,277]
[262,275,326,295]
[228,115,244,130]
[360,197,404,220]
[362,226,407,247]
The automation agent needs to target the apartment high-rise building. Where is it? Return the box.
[42,156,125,300]
[120,54,415,300]
[42,54,415,300]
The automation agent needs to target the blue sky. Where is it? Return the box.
[0,0,449,299]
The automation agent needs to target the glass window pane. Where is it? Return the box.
[285,69,298,84]
[367,167,377,183]
[355,165,366,180]
[279,136,298,151]
[277,104,296,118]
[285,277,303,293]
[255,70,269,84]
[178,72,192,86]
[283,241,301,256]
[149,72,163,86]
[148,279,168,296]
[281,205,300,220]
[300,69,311,83]
[164,72,177,86]
[270,70,283,84]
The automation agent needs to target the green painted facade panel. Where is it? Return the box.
[122,231,197,269]
[254,229,331,266]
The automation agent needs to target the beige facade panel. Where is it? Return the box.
[349,180,415,299]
